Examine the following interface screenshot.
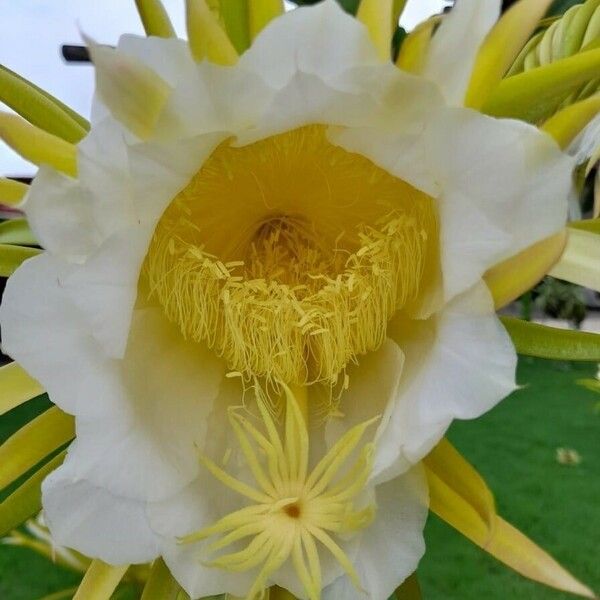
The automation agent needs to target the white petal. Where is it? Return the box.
[322,469,428,600]
[374,283,517,481]
[333,106,574,301]
[24,167,98,259]
[0,254,122,419]
[423,0,501,106]
[239,0,380,91]
[325,340,404,451]
[65,308,227,503]
[427,109,574,300]
[42,455,159,565]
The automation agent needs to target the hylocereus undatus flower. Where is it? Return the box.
[0,1,578,599]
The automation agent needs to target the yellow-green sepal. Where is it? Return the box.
[0,244,41,277]
[484,231,568,309]
[424,439,595,598]
[542,93,600,148]
[0,363,44,415]
[249,0,284,40]
[500,316,600,360]
[186,0,239,65]
[0,178,28,207]
[483,48,600,122]
[0,406,74,492]
[550,222,600,291]
[357,0,395,61]
[135,0,177,38]
[466,0,554,110]
[0,219,37,246]
[0,450,66,537]
[0,64,89,144]
[141,558,186,600]
[73,560,129,600]
[396,17,440,74]
[0,113,77,176]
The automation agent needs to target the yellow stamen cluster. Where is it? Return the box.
[180,387,377,600]
[144,125,436,401]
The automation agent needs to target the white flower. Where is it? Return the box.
[0,1,574,599]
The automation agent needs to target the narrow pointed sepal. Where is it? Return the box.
[0,363,44,415]
[465,0,554,110]
[0,113,77,175]
[249,0,284,40]
[550,223,600,291]
[135,0,177,38]
[73,560,129,600]
[0,64,89,143]
[0,406,74,492]
[0,178,28,207]
[357,0,394,62]
[0,244,42,277]
[0,451,66,537]
[425,439,596,599]
[186,0,239,65]
[484,230,567,309]
[542,94,600,149]
[140,558,184,599]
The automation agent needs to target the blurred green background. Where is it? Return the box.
[0,357,598,599]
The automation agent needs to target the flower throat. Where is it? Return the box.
[144,125,436,404]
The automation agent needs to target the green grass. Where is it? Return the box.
[419,357,600,599]
[0,358,598,599]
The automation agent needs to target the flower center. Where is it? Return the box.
[144,125,436,397]
[179,386,377,600]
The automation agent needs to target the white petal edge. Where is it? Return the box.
[42,452,160,565]
[374,282,517,482]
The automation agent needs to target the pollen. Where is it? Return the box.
[179,386,378,600]
[144,125,437,401]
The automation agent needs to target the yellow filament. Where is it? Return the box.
[145,126,436,408]
[180,389,378,600]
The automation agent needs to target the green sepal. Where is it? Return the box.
[141,559,187,600]
[500,316,600,361]
[0,243,41,277]
[0,64,89,143]
[0,450,66,537]
[0,219,37,246]
[483,48,600,122]
[0,406,74,492]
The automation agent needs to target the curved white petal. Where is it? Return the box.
[239,0,380,90]
[68,308,226,503]
[325,340,404,452]
[374,283,517,481]
[333,107,574,301]
[423,0,501,106]
[323,469,428,600]
[42,453,159,565]
[0,254,122,419]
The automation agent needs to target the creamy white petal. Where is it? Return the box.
[239,0,380,91]
[323,469,427,600]
[374,283,517,481]
[333,106,574,301]
[0,254,123,419]
[325,340,404,452]
[42,452,160,565]
[24,166,98,260]
[64,308,226,503]
[427,109,574,300]
[423,0,501,105]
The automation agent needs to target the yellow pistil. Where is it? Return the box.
[145,125,437,405]
[179,386,377,600]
